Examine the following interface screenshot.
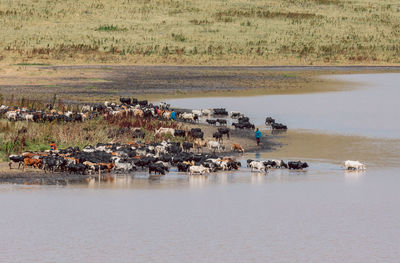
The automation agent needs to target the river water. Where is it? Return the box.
[1,73,400,263]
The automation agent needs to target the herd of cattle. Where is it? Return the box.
[8,139,315,177]
[0,98,287,132]
[3,97,367,178]
[8,141,243,176]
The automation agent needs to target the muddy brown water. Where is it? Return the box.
[1,73,400,262]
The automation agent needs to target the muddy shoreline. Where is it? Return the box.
[1,65,400,103]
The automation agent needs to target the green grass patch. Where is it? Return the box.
[95,25,127,32]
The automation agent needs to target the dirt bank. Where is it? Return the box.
[1,65,400,103]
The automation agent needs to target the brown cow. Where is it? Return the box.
[24,158,42,169]
[231,143,245,153]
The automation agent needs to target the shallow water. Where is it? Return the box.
[2,73,400,262]
[1,165,400,263]
[166,73,400,138]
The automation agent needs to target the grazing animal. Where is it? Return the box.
[206,119,217,125]
[216,119,227,126]
[174,129,186,137]
[120,97,132,104]
[24,158,42,169]
[155,128,175,137]
[249,161,267,173]
[193,139,207,152]
[271,160,288,168]
[231,143,244,153]
[230,111,243,119]
[265,117,276,125]
[213,132,223,142]
[207,141,224,153]
[344,160,366,170]
[8,155,25,169]
[180,112,195,122]
[271,123,287,130]
[217,127,230,139]
[189,165,210,175]
[182,142,193,152]
[288,161,309,170]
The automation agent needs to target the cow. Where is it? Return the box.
[133,109,144,118]
[271,160,288,168]
[155,128,175,137]
[189,165,210,175]
[201,109,212,117]
[208,141,224,153]
[271,123,287,130]
[213,132,223,142]
[177,162,191,172]
[265,117,276,125]
[216,119,227,126]
[120,97,132,104]
[159,102,170,110]
[248,161,267,173]
[192,110,202,117]
[230,111,243,119]
[213,108,228,116]
[138,100,148,106]
[149,163,166,175]
[24,158,42,170]
[182,142,193,152]
[193,139,207,152]
[180,112,195,123]
[288,161,309,170]
[344,160,366,170]
[231,143,244,153]
[217,127,230,139]
[206,119,217,125]
[8,155,25,169]
[174,129,186,137]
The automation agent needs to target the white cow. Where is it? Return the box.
[192,110,202,117]
[24,114,34,121]
[180,112,195,122]
[6,111,18,121]
[201,109,212,117]
[155,127,175,137]
[344,160,366,170]
[207,141,224,152]
[189,165,210,175]
[249,161,267,173]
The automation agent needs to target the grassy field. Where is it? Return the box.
[0,0,399,65]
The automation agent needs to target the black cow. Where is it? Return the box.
[174,129,186,137]
[149,163,166,175]
[177,162,190,172]
[9,155,25,169]
[213,108,229,116]
[206,119,217,125]
[213,132,223,142]
[216,119,227,126]
[217,127,230,139]
[138,100,148,106]
[288,161,309,170]
[265,117,276,125]
[183,142,193,152]
[271,123,287,130]
[67,163,88,175]
[120,97,131,104]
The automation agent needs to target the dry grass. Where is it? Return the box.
[0,0,399,65]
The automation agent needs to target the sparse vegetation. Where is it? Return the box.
[0,0,398,65]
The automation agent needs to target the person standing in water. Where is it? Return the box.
[255,128,262,146]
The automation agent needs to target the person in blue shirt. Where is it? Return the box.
[255,128,262,146]
[170,111,176,120]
